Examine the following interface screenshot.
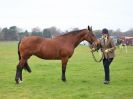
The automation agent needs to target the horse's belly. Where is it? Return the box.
[36,54,61,60]
[35,50,61,60]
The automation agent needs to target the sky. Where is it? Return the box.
[0,0,133,32]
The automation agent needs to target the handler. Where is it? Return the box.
[100,28,116,84]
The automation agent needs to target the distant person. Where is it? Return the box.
[100,28,116,84]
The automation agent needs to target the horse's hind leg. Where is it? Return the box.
[15,62,23,84]
[19,62,31,83]
[15,58,27,84]
[24,62,32,73]
[20,66,23,81]
[15,57,32,84]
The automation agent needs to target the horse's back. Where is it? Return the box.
[19,36,74,60]
[19,36,62,59]
[21,36,43,44]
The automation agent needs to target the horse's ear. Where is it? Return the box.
[91,26,92,30]
[88,26,91,31]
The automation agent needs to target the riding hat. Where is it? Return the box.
[102,28,108,34]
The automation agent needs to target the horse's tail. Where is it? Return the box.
[18,40,32,73]
[18,40,21,60]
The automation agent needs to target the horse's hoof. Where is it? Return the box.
[62,79,66,82]
[19,80,23,83]
[15,79,23,84]
[15,79,19,84]
[15,80,19,84]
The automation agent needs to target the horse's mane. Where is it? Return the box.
[58,29,86,37]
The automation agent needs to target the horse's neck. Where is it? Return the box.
[71,33,85,48]
[57,32,85,48]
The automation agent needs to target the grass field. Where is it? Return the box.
[0,41,133,99]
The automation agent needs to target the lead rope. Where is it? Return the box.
[89,44,104,62]
[91,51,104,62]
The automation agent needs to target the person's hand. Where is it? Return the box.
[104,49,110,53]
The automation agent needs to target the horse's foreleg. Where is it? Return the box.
[61,57,68,82]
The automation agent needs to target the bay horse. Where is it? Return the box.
[15,26,99,84]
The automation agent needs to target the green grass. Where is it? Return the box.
[0,41,133,99]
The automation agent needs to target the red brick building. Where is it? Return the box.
[120,36,133,45]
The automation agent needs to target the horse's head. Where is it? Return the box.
[90,40,101,52]
[83,26,101,51]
